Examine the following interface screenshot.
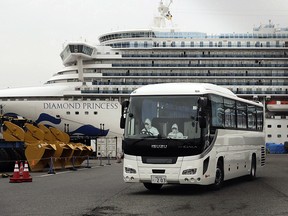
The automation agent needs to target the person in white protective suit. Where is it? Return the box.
[167,123,183,139]
[141,118,159,136]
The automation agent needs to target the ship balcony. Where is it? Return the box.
[102,72,288,77]
[79,85,288,96]
[111,63,288,68]
[122,54,288,58]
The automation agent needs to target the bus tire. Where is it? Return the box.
[212,159,224,190]
[248,155,257,181]
[143,183,163,191]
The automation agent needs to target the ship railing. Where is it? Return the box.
[122,54,288,58]
[111,63,288,68]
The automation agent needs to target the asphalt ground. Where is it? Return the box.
[1,155,288,216]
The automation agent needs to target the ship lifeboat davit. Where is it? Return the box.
[266,100,288,112]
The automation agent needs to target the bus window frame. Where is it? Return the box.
[209,94,263,132]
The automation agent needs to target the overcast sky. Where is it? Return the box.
[0,0,287,89]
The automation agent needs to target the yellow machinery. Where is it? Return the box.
[2,120,93,172]
[38,124,75,169]
[2,121,25,142]
[24,123,57,171]
[49,127,93,167]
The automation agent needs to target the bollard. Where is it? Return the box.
[99,153,104,166]
[116,153,122,163]
[85,155,91,168]
[106,152,111,165]
[48,157,56,174]
[70,156,77,171]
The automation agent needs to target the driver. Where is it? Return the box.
[141,118,159,136]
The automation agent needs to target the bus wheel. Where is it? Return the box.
[248,155,257,180]
[212,160,224,190]
[143,183,163,191]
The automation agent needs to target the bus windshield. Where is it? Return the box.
[124,95,201,140]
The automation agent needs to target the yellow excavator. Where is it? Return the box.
[2,120,93,171]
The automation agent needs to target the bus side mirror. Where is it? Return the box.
[120,116,126,129]
[120,100,130,129]
[198,97,207,109]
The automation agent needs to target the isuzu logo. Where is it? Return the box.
[151,144,167,149]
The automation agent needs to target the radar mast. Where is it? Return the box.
[153,0,173,28]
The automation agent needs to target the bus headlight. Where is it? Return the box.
[182,168,197,175]
[125,167,137,174]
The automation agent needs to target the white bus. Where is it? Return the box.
[120,83,265,190]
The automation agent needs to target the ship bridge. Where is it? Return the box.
[60,43,95,65]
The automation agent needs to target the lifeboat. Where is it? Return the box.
[266,100,288,112]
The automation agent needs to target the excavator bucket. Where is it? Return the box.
[50,127,70,143]
[47,126,76,168]
[25,142,57,171]
[1,120,92,172]
[73,143,93,167]
[1,121,26,171]
[48,127,92,168]
[3,121,25,142]
[24,123,45,142]
[70,144,84,167]
[24,123,57,171]
[53,142,75,169]
[38,124,56,143]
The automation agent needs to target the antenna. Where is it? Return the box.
[153,0,173,28]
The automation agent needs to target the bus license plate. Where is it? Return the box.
[151,175,167,184]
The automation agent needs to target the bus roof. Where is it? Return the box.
[131,83,236,97]
[130,83,263,107]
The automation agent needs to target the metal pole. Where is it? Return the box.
[107,152,111,165]
[48,157,56,174]
[85,155,91,168]
[99,153,104,166]
[71,156,77,171]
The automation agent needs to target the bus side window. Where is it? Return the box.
[214,108,224,127]
[210,95,224,128]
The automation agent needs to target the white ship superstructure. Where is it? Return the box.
[0,0,287,145]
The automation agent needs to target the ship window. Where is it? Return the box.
[75,111,79,115]
[277,134,282,138]
[66,111,70,115]
[277,125,281,128]
[94,111,98,115]
[267,124,272,128]
[85,111,89,115]
[267,134,272,138]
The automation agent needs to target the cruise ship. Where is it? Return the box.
[0,0,287,147]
